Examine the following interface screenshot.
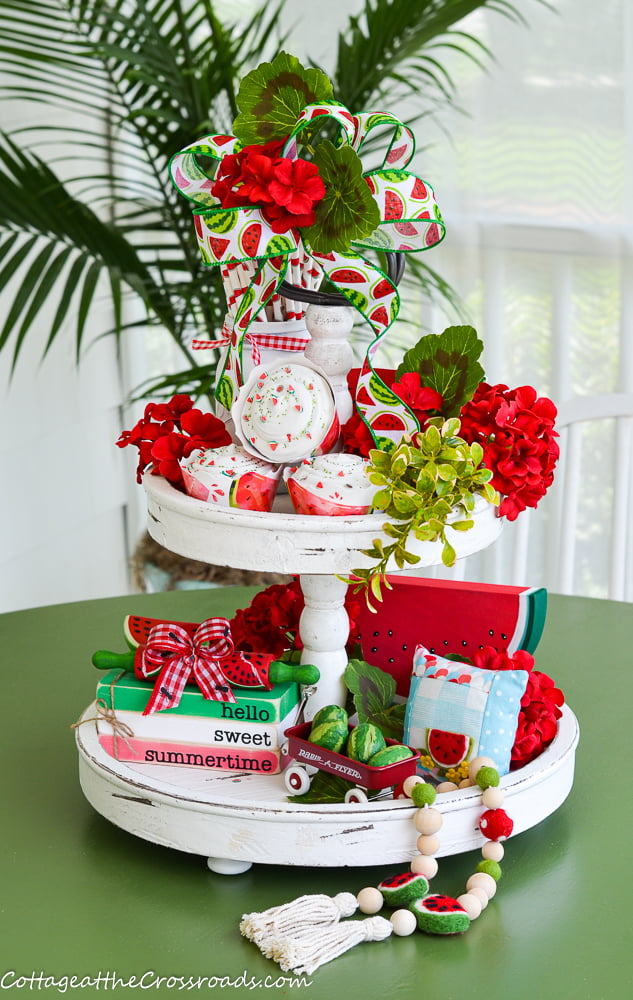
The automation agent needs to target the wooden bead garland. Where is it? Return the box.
[356,759,513,936]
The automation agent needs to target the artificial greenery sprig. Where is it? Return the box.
[351,417,499,605]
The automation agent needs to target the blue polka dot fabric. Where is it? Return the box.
[404,646,529,776]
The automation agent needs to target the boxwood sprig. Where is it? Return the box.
[351,418,499,607]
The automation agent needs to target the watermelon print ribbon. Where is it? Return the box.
[170,102,446,449]
[139,618,236,714]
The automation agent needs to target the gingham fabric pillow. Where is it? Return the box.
[404,645,529,777]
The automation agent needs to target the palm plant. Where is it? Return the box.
[0,0,535,404]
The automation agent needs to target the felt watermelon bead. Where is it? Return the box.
[410,895,470,935]
[377,872,429,906]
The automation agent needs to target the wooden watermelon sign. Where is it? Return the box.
[354,577,547,697]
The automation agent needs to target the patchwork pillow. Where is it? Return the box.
[404,646,529,778]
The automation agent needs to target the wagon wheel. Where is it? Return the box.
[284,766,311,795]
[344,787,369,804]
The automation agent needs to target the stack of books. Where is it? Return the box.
[96,668,300,774]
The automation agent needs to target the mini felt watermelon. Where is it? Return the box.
[410,894,470,935]
[368,744,413,767]
[311,705,349,728]
[377,872,429,906]
[308,721,348,753]
[346,723,386,763]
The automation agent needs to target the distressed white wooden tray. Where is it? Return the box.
[75,704,578,874]
[144,473,502,576]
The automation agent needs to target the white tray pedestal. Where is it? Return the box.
[299,573,350,719]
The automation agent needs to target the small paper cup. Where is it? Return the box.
[284,454,374,516]
[180,444,282,512]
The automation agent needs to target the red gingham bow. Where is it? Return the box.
[192,318,310,367]
[140,618,237,714]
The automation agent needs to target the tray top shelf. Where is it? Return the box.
[144,473,502,576]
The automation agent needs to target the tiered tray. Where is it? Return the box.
[75,474,578,873]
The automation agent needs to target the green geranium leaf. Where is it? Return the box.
[303,142,380,253]
[396,326,486,417]
[233,52,333,144]
[344,658,396,724]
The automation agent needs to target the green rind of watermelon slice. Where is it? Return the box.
[410,895,470,935]
[123,615,274,688]
[377,872,429,906]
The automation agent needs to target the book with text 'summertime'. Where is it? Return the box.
[97,704,297,750]
[98,733,285,774]
[96,668,300,724]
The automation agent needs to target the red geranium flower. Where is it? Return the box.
[230,579,361,659]
[341,410,376,458]
[211,140,325,234]
[459,383,559,520]
[391,372,443,424]
[117,394,231,488]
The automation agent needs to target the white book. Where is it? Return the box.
[98,704,297,750]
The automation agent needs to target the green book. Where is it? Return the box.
[96,668,300,724]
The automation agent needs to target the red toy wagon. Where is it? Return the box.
[282,722,420,803]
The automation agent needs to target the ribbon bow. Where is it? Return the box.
[139,618,236,715]
[170,102,446,450]
[191,317,310,367]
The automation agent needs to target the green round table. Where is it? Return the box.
[1,587,630,998]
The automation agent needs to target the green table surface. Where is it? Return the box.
[1,587,631,999]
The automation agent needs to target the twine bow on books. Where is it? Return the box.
[170,97,445,450]
[138,618,237,714]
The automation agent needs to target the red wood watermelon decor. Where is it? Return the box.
[355,577,547,697]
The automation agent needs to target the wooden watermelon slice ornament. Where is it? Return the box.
[355,576,547,697]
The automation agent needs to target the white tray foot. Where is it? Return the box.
[207,857,253,875]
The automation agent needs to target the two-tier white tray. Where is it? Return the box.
[75,474,578,873]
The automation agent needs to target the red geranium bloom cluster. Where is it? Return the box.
[458,383,559,521]
[230,579,361,660]
[211,139,326,234]
[116,394,231,488]
[472,646,564,769]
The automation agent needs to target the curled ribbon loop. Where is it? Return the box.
[170,101,446,448]
[140,618,236,714]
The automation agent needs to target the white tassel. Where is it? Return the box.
[240,892,358,950]
[271,916,394,975]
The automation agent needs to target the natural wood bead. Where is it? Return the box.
[468,756,496,781]
[482,786,505,809]
[459,778,475,788]
[466,872,497,899]
[416,833,441,855]
[457,892,483,920]
[403,775,425,797]
[436,781,459,794]
[414,807,443,835]
[390,908,418,936]
[482,841,505,862]
[468,886,489,909]
[357,886,384,914]
[410,854,439,878]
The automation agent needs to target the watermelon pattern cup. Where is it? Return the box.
[284,454,375,516]
[180,444,282,512]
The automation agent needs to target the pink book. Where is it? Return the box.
[99,733,283,774]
